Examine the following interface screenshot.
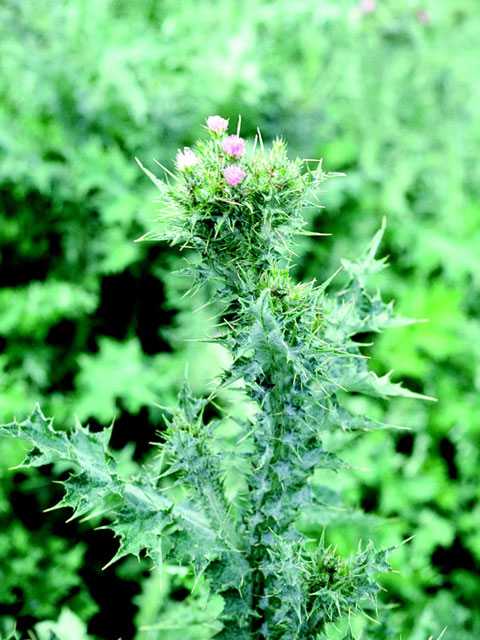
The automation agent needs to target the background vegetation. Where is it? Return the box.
[0,0,478,638]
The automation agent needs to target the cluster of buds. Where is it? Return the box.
[175,115,246,187]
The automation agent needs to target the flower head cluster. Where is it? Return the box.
[175,147,198,171]
[222,134,246,159]
[203,115,247,187]
[223,165,245,187]
[206,115,229,133]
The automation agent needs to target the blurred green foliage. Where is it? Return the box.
[0,0,479,638]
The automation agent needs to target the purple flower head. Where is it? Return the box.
[175,147,198,171]
[360,0,376,13]
[223,165,245,187]
[207,115,229,133]
[222,135,246,159]
[416,9,430,24]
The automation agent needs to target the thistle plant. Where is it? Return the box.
[0,117,429,639]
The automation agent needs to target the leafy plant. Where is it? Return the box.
[0,119,428,638]
[2,2,478,637]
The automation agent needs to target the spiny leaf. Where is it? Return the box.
[101,481,174,569]
[340,368,435,401]
[0,405,222,576]
[2,405,122,520]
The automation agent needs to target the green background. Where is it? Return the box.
[0,0,479,638]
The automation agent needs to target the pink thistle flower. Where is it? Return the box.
[222,135,246,159]
[416,9,430,24]
[360,0,376,13]
[207,115,229,133]
[223,165,245,187]
[175,147,198,171]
